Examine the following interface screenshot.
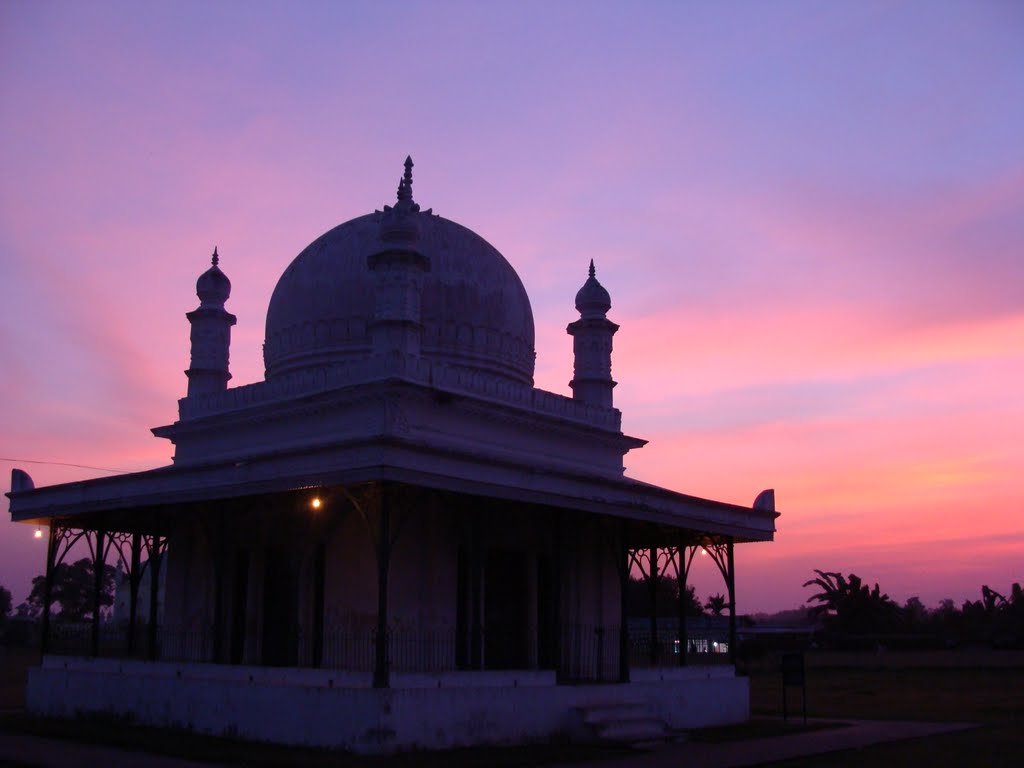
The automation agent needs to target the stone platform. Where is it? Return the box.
[28,657,748,754]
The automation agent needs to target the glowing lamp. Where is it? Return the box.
[34,527,43,539]
[311,497,322,510]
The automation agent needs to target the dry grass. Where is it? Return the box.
[1,711,635,768]
[0,649,38,712]
[748,660,1024,767]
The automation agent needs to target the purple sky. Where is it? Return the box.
[2,1,1022,613]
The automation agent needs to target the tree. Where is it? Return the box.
[626,575,703,618]
[704,593,727,616]
[0,584,11,628]
[903,596,928,629]
[973,582,1024,649]
[681,584,704,617]
[25,558,115,621]
[803,569,900,636]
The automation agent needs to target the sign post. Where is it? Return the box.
[781,652,807,724]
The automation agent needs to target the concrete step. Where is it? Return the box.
[579,702,648,725]
[598,719,669,743]
[570,701,671,746]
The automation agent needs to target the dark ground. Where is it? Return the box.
[1,648,1022,767]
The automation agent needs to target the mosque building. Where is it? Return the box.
[8,158,777,752]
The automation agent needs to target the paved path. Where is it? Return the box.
[0,718,979,768]
[560,719,978,768]
[0,729,215,768]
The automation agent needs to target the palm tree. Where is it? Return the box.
[704,593,727,617]
[802,570,847,619]
[803,569,900,635]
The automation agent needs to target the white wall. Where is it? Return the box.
[27,658,748,754]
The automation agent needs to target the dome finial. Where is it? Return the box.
[196,246,231,307]
[397,156,414,204]
[574,259,611,318]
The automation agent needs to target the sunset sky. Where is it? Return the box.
[1,1,1021,614]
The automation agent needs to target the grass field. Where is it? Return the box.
[0,648,38,712]
[1,649,1022,766]
[748,659,1024,767]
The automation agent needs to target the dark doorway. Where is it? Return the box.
[484,548,529,669]
[261,548,297,666]
[230,549,249,664]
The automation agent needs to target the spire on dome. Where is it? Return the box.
[575,260,611,318]
[397,156,415,204]
[187,247,236,397]
[382,156,421,241]
[196,247,231,307]
[567,260,618,408]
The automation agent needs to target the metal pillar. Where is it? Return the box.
[617,521,630,683]
[469,513,483,670]
[312,542,326,668]
[91,530,106,657]
[551,512,563,682]
[373,486,392,688]
[211,514,226,664]
[676,543,695,667]
[40,526,58,655]
[727,537,737,663]
[147,536,163,661]
[647,546,658,666]
[127,532,142,655]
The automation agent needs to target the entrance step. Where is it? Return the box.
[569,701,670,746]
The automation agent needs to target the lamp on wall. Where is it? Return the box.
[34,526,43,540]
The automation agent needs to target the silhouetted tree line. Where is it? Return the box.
[625,575,706,618]
[21,557,116,621]
[3,558,116,626]
[0,584,11,628]
[1,560,117,646]
[3,566,1021,652]
[804,569,1024,650]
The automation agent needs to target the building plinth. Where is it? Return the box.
[28,656,748,753]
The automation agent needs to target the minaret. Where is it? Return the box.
[367,156,431,356]
[567,260,618,408]
[185,247,236,396]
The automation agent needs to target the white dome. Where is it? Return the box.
[264,210,536,385]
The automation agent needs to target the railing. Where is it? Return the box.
[44,620,155,658]
[41,620,731,673]
[160,625,214,662]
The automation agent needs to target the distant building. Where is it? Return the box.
[8,159,777,752]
